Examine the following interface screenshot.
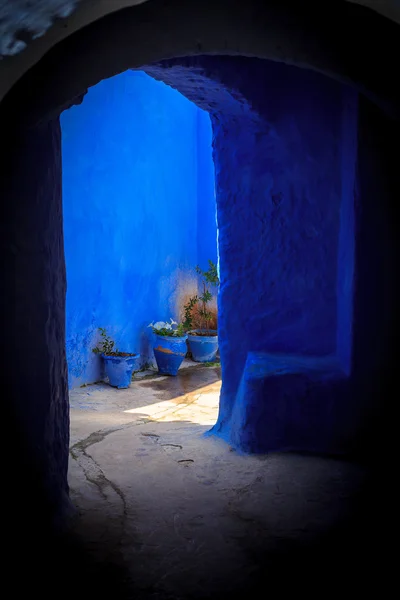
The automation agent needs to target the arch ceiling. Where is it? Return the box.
[0,0,399,102]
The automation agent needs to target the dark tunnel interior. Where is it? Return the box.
[0,1,399,597]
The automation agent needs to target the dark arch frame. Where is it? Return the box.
[1,0,400,127]
[0,0,399,545]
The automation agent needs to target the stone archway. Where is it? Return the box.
[0,0,398,558]
[1,0,400,125]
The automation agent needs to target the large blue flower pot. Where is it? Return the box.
[153,334,187,376]
[102,353,139,389]
[187,330,218,362]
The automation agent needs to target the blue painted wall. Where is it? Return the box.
[144,58,359,453]
[61,71,216,388]
[213,75,345,433]
[197,109,217,271]
[205,61,359,453]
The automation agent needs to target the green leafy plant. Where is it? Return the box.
[182,295,199,331]
[183,260,219,335]
[92,328,136,357]
[92,327,118,355]
[148,319,186,337]
[197,259,219,286]
[174,323,186,337]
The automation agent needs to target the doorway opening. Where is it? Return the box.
[1,36,398,600]
[1,1,399,597]
[60,55,371,599]
[62,70,218,380]
[62,68,222,439]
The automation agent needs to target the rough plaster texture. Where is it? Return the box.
[213,60,344,418]
[1,54,396,534]
[61,70,216,387]
[144,57,397,460]
[146,57,361,454]
[0,119,70,525]
[0,6,398,568]
[229,353,348,454]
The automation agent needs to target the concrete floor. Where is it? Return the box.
[68,364,373,599]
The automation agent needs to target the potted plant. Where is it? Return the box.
[148,319,187,376]
[92,327,139,389]
[183,260,219,362]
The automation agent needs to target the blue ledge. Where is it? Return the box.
[229,352,349,455]
[243,352,345,381]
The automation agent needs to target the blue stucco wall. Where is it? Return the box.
[144,58,360,453]
[213,74,345,434]
[61,71,216,388]
[197,109,217,271]
[206,62,360,453]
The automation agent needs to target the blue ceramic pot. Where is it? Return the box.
[187,330,218,362]
[153,334,188,376]
[102,353,139,389]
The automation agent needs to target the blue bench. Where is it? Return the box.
[229,352,348,454]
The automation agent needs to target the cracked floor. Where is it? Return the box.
[69,364,371,599]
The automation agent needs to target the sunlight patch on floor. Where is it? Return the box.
[123,383,220,425]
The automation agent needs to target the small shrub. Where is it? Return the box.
[92,328,136,357]
[183,260,219,335]
[92,327,118,355]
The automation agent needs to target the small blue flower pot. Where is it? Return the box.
[102,353,139,389]
[187,330,218,362]
[153,334,188,376]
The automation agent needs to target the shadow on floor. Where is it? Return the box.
[66,366,390,598]
[138,365,221,400]
[46,478,386,600]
